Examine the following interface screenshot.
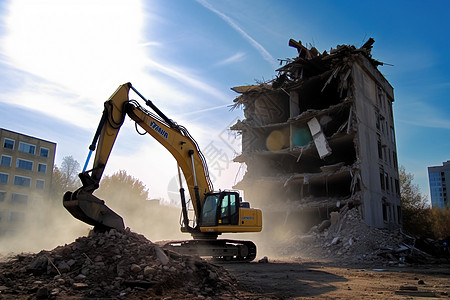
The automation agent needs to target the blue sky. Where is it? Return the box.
[0,0,449,203]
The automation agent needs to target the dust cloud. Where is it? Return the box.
[0,183,314,262]
[0,197,89,256]
[233,186,321,260]
[0,188,187,258]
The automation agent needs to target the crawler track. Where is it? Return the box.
[164,239,257,262]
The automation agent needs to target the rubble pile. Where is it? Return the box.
[0,229,239,299]
[280,205,434,266]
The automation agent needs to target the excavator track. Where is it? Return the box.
[163,239,257,262]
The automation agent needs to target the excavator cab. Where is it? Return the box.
[200,192,240,227]
[198,191,261,234]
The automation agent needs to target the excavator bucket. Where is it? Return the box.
[63,190,125,231]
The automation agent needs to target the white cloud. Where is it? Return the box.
[2,0,147,99]
[196,0,276,67]
[397,101,450,130]
[215,52,246,66]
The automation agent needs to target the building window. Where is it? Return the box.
[36,179,45,190]
[40,147,49,158]
[377,136,383,160]
[13,175,31,188]
[37,163,47,174]
[380,169,385,190]
[382,200,388,222]
[378,86,385,111]
[393,152,398,169]
[18,142,36,155]
[3,138,14,150]
[10,193,29,205]
[385,172,390,192]
[388,149,392,166]
[0,173,8,184]
[8,211,25,222]
[0,190,6,201]
[1,155,12,167]
[395,179,400,195]
[16,158,34,171]
[390,177,394,194]
[390,127,395,143]
[375,111,380,130]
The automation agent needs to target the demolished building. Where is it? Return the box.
[231,38,400,231]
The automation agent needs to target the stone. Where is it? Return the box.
[330,212,340,225]
[331,237,340,245]
[258,256,269,263]
[154,245,169,265]
[36,286,48,299]
[73,282,89,289]
[318,220,331,232]
[143,266,153,276]
[57,261,70,273]
[130,264,142,273]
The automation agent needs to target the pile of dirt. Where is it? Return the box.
[279,206,429,266]
[0,228,239,299]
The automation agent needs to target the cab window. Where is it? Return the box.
[200,194,219,227]
[220,194,238,224]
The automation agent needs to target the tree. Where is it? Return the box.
[399,166,432,237]
[399,166,428,210]
[49,156,81,201]
[60,156,81,190]
[94,170,149,215]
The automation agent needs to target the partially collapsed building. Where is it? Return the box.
[231,38,400,231]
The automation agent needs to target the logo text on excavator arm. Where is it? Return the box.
[150,121,168,139]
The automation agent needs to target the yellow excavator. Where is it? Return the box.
[63,83,262,261]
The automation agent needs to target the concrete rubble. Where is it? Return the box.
[278,205,448,266]
[0,229,241,299]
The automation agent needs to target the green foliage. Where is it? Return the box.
[399,166,450,239]
[399,166,432,237]
[430,207,450,239]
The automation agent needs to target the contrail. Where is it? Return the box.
[196,0,276,67]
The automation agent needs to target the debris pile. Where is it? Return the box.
[279,205,443,266]
[0,229,239,299]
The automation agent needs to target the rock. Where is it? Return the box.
[318,220,331,232]
[28,256,48,275]
[75,274,86,280]
[73,282,89,289]
[130,264,142,273]
[154,245,169,265]
[331,237,340,245]
[143,266,153,276]
[36,286,49,299]
[57,260,70,273]
[258,256,269,263]
[330,211,340,225]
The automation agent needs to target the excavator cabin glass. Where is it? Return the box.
[200,192,239,227]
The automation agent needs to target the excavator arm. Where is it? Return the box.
[63,83,213,231]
